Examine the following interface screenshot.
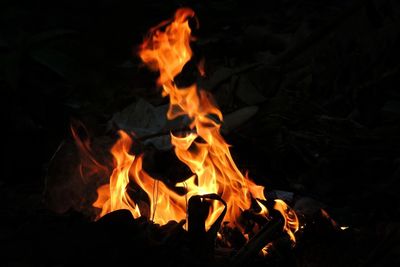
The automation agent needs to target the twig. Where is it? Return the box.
[188,194,227,260]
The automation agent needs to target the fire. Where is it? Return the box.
[92,131,141,219]
[273,199,299,244]
[75,8,298,242]
[70,121,109,184]
[138,7,265,229]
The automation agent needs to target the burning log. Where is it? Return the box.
[188,194,227,260]
[231,214,284,267]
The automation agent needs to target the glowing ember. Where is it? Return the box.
[74,7,299,244]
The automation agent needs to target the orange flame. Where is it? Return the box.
[70,122,109,184]
[86,7,299,240]
[92,131,141,219]
[273,199,299,244]
[138,7,265,229]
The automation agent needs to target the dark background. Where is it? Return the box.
[1,0,399,266]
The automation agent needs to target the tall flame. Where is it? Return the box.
[86,7,298,238]
[138,7,265,229]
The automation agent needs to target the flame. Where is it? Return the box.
[70,122,109,184]
[92,131,141,218]
[261,242,273,256]
[273,199,299,244]
[256,199,269,217]
[138,7,265,229]
[84,7,298,239]
[139,8,195,87]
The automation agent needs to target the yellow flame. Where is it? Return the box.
[256,199,269,217]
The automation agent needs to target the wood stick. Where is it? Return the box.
[231,218,284,267]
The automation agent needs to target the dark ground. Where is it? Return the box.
[1,0,400,266]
